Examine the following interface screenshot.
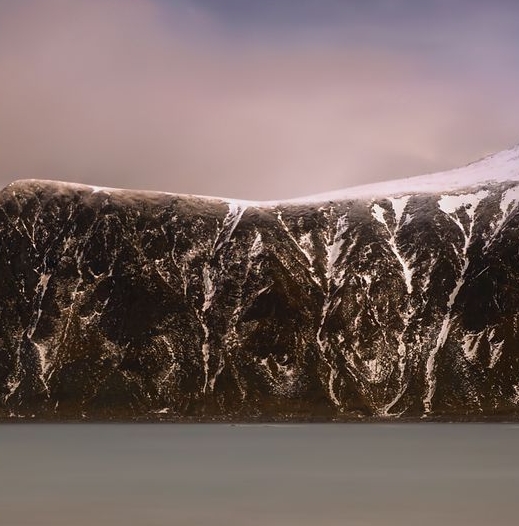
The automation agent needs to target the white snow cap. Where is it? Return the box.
[279,143,519,205]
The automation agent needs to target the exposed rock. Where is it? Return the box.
[2,146,519,420]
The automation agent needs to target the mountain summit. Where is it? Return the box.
[1,145,519,420]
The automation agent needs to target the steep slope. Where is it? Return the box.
[1,145,519,420]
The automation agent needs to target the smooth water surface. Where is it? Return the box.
[1,423,518,525]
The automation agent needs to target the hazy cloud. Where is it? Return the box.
[1,0,518,199]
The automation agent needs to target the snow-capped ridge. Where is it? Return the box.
[284,143,519,204]
[3,143,519,207]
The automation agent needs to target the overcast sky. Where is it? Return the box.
[1,0,519,200]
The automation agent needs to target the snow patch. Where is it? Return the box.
[202,264,215,312]
[371,203,386,225]
[250,232,263,258]
[371,202,414,294]
[488,329,504,369]
[390,196,410,226]
[90,185,111,194]
[462,332,484,362]
[438,189,488,219]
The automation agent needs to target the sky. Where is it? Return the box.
[1,0,519,200]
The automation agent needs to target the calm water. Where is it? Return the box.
[1,423,518,526]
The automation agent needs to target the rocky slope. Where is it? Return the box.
[2,146,519,420]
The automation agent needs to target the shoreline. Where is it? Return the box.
[2,413,519,424]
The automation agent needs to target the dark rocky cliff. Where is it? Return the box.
[2,147,519,420]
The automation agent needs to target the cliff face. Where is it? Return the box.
[2,147,519,420]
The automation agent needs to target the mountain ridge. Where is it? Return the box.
[4,143,519,206]
[1,145,519,421]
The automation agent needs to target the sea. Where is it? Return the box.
[1,423,518,525]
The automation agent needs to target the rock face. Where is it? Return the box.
[2,146,519,420]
